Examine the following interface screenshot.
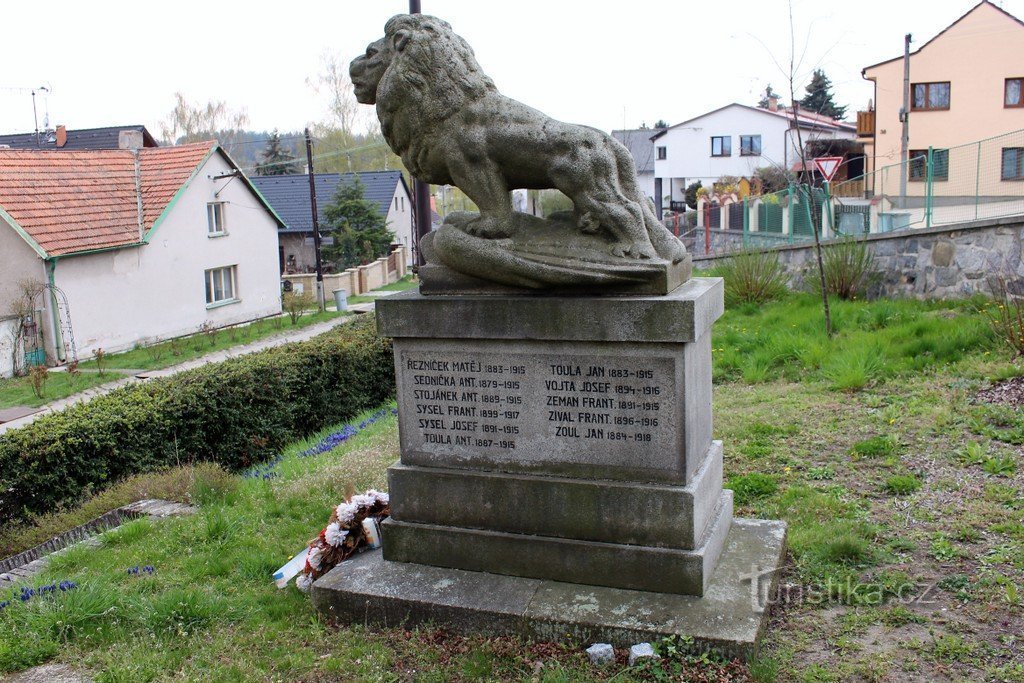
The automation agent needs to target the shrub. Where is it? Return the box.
[717,250,790,307]
[980,277,1024,357]
[814,237,875,300]
[283,291,315,325]
[0,317,394,523]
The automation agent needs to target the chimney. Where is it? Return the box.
[767,94,780,112]
[119,130,144,150]
[55,125,67,148]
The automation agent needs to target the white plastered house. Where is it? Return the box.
[0,140,284,374]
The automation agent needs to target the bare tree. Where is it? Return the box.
[160,92,250,156]
[306,53,369,135]
[784,2,834,337]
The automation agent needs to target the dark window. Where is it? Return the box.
[711,136,731,157]
[909,149,949,181]
[1006,78,1023,108]
[739,135,761,156]
[656,146,667,160]
[911,82,950,110]
[1002,147,1024,180]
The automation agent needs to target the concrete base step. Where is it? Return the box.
[383,490,733,596]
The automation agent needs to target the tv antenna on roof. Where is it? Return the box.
[0,84,52,146]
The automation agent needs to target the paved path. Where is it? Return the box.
[0,316,352,435]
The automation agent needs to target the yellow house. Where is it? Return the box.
[859,1,1024,209]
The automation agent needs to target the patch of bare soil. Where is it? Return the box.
[974,376,1024,408]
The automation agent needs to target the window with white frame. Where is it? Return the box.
[205,266,237,305]
[207,202,226,236]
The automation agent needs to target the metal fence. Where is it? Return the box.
[691,127,1024,255]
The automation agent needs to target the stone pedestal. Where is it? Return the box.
[312,277,786,655]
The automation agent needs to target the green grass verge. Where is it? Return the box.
[0,311,345,410]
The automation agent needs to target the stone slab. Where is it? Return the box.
[376,277,724,344]
[382,491,733,596]
[388,441,724,549]
[392,335,712,484]
[418,256,692,297]
[312,518,787,661]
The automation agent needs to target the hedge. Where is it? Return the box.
[0,317,395,524]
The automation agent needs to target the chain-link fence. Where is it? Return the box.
[687,128,1024,256]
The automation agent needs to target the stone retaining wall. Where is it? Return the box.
[691,216,1024,299]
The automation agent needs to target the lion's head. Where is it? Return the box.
[350,15,496,172]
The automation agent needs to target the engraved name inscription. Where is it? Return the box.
[399,350,675,461]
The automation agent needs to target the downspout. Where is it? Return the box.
[45,257,66,364]
[133,149,144,241]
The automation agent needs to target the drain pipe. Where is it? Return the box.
[44,257,66,364]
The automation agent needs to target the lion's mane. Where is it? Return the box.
[375,15,497,178]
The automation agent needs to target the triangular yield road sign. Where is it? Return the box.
[813,156,843,182]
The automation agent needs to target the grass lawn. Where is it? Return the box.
[2,293,1023,681]
[0,311,344,410]
[346,274,418,305]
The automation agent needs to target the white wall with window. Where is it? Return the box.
[50,152,282,357]
[652,104,855,204]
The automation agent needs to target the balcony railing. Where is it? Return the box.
[857,110,875,137]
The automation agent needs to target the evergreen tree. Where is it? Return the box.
[255,129,303,176]
[684,181,703,210]
[799,70,847,120]
[757,85,779,109]
[653,119,669,129]
[321,177,394,269]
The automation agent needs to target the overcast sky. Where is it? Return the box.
[0,0,1018,138]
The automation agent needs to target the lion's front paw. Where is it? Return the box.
[610,241,657,259]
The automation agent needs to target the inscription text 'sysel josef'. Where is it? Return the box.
[401,351,675,464]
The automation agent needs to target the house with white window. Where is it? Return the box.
[0,140,283,373]
[651,103,856,212]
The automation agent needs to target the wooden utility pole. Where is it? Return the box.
[409,0,432,266]
[305,127,326,311]
[898,33,912,208]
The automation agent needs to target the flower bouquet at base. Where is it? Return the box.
[294,489,390,592]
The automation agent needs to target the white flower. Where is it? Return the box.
[350,493,375,509]
[307,545,324,570]
[325,522,349,547]
[335,502,358,524]
[368,490,389,505]
[295,573,314,593]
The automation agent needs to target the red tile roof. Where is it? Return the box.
[0,141,215,256]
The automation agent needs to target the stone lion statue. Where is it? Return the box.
[351,14,688,289]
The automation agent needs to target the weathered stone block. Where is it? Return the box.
[931,240,954,266]
[381,491,733,596]
[376,277,723,344]
[586,643,615,665]
[388,442,724,549]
